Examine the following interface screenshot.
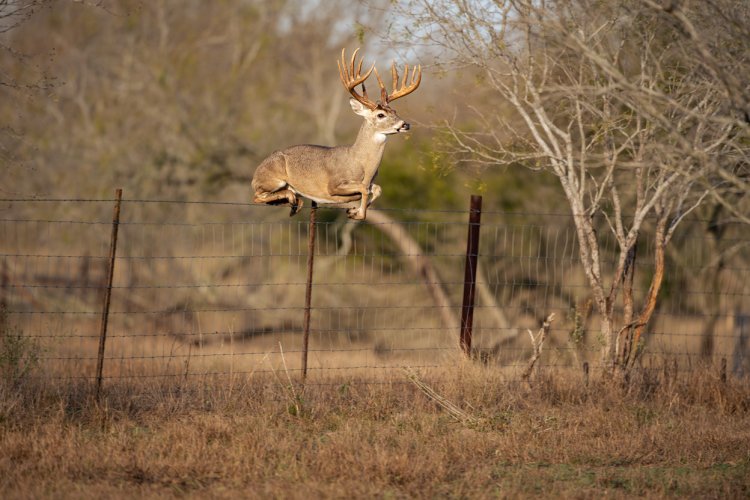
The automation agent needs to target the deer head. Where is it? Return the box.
[337,48,421,140]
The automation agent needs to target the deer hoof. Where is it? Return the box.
[349,209,366,221]
[289,198,304,216]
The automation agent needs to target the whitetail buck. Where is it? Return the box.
[251,48,422,220]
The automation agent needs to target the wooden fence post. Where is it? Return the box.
[95,188,122,400]
[301,202,317,382]
[460,195,482,356]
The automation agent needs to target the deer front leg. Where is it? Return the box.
[349,184,381,217]
[329,181,369,220]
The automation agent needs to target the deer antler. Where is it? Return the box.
[338,48,378,110]
[374,61,422,105]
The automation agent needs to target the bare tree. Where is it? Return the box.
[637,0,750,225]
[1,0,392,199]
[394,0,749,371]
[0,0,44,33]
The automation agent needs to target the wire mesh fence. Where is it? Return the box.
[1,195,748,386]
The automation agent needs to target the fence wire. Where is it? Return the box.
[0,197,748,384]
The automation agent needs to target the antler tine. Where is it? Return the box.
[337,48,349,86]
[373,67,388,105]
[338,47,377,110]
[362,81,370,101]
[391,63,398,99]
[349,47,359,79]
[357,58,370,100]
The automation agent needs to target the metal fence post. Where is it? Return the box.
[460,195,482,356]
[95,188,122,400]
[301,201,317,382]
[1,259,7,310]
[583,361,590,388]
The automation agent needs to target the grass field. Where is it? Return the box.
[1,365,749,499]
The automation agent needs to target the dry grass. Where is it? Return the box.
[1,365,749,499]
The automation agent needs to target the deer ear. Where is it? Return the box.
[349,98,369,116]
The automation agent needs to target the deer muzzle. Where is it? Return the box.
[398,122,410,132]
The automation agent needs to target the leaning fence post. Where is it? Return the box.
[95,188,122,400]
[301,201,317,382]
[460,195,482,356]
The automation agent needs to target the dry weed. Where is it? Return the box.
[1,365,748,498]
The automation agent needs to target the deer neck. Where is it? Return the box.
[349,121,387,175]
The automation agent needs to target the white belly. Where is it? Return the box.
[288,187,358,208]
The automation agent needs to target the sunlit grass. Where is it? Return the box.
[1,364,748,498]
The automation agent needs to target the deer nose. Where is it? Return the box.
[400,122,410,131]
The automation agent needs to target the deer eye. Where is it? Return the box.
[377,113,386,119]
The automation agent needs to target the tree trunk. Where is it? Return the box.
[626,216,668,368]
[365,210,459,333]
[699,206,727,359]
[618,241,638,365]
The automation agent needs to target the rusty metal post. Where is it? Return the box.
[460,195,482,355]
[95,188,122,400]
[583,361,590,388]
[1,259,7,310]
[301,201,317,382]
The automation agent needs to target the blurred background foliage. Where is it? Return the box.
[0,0,564,217]
[0,0,747,366]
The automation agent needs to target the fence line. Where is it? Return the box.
[1,193,749,387]
[2,197,744,222]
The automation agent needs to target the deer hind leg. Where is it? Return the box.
[252,178,303,216]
